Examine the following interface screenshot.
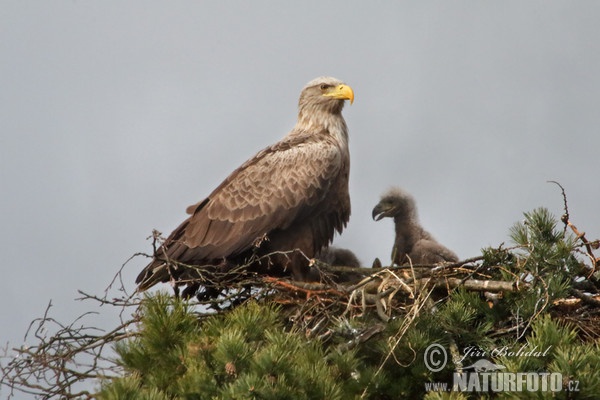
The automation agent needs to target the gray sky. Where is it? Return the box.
[1,1,599,390]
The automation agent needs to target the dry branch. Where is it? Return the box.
[419,277,522,292]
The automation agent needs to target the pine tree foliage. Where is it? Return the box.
[3,205,600,399]
[97,207,600,399]
[495,315,600,399]
[99,296,352,399]
[113,294,199,393]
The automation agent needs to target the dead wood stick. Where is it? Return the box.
[417,277,521,292]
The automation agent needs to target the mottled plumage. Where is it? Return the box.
[316,246,361,268]
[136,77,354,294]
[372,187,459,265]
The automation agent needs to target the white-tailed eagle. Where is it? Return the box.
[372,187,459,265]
[136,77,354,296]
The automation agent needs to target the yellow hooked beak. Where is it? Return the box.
[323,84,354,104]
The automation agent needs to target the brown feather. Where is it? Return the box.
[136,77,353,293]
[316,246,361,268]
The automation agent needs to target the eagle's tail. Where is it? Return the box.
[135,261,171,292]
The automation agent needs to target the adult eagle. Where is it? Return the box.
[136,77,354,296]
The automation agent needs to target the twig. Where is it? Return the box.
[548,180,600,271]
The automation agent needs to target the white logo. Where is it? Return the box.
[421,344,575,393]
[462,359,506,372]
[424,343,447,372]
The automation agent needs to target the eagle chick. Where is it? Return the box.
[372,188,459,266]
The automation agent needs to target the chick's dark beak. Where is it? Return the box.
[372,203,385,221]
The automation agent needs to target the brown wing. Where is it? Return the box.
[164,130,343,261]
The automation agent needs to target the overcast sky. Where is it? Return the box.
[1,1,599,393]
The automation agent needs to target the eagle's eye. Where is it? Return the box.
[320,84,332,91]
